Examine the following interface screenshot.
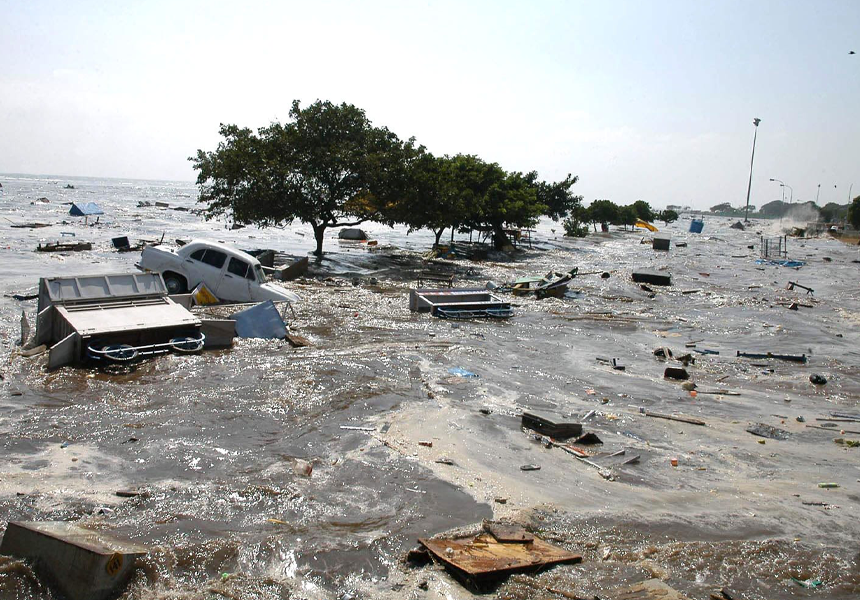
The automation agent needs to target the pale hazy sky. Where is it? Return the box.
[2,0,858,209]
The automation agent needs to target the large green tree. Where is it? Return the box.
[395,152,483,246]
[614,205,639,230]
[819,202,848,223]
[849,196,860,230]
[658,209,679,224]
[467,166,547,249]
[191,100,411,255]
[587,199,619,231]
[631,200,655,222]
[529,173,583,221]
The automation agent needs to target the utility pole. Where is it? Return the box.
[744,118,761,223]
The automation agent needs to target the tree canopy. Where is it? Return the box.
[658,209,679,224]
[193,99,583,254]
[819,202,849,223]
[192,100,412,255]
[586,199,619,230]
[631,200,654,223]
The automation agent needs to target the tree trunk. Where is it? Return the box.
[492,224,512,250]
[433,228,444,246]
[311,222,326,256]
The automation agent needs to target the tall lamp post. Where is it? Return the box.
[769,178,786,203]
[744,118,762,223]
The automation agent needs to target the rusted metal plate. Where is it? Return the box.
[482,522,534,543]
[609,579,692,600]
[418,532,581,579]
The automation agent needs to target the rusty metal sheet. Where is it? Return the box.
[482,522,534,543]
[418,532,581,579]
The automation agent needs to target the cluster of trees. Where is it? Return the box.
[710,199,856,224]
[563,200,678,237]
[709,202,751,217]
[191,100,582,255]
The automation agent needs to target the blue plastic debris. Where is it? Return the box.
[448,367,478,378]
[68,202,104,217]
[755,259,805,268]
[230,300,287,339]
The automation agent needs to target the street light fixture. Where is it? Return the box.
[769,178,785,203]
[744,118,761,223]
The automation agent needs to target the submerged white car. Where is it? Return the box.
[138,240,300,304]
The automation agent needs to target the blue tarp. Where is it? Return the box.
[69,202,104,216]
[755,259,805,268]
[230,300,287,339]
[448,367,478,378]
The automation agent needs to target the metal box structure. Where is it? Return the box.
[409,288,512,319]
[36,273,204,369]
[0,521,147,600]
[652,235,671,251]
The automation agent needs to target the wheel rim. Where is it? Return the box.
[102,344,138,362]
[165,277,182,294]
[169,336,204,353]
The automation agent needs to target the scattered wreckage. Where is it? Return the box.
[512,268,576,299]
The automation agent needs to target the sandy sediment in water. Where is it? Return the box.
[1,209,859,599]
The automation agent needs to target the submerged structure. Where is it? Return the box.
[35,272,204,369]
[409,288,512,318]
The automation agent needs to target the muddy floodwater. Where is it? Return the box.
[1,174,859,600]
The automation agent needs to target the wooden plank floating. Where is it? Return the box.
[644,411,706,426]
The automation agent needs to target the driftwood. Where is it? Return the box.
[807,424,860,435]
[645,411,706,426]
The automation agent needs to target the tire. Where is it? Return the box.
[163,272,187,294]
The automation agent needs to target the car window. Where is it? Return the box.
[253,264,265,282]
[189,249,206,261]
[227,257,252,279]
[200,250,227,269]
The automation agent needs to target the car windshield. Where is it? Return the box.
[254,264,266,283]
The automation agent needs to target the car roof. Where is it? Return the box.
[180,239,260,264]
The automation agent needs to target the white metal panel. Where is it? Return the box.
[48,332,80,370]
[36,306,54,346]
[42,273,167,305]
[57,302,200,337]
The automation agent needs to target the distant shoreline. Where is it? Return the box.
[0,172,196,185]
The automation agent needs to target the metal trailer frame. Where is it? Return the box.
[36,273,204,368]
